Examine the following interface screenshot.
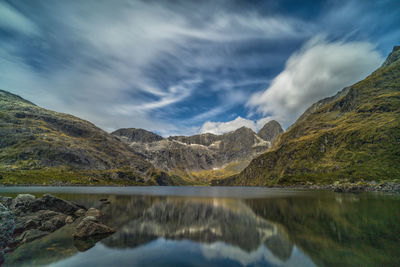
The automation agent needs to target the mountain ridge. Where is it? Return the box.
[0,90,178,185]
[112,123,283,173]
[217,46,400,186]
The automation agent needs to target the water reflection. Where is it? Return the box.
[2,188,400,267]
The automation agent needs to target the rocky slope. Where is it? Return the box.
[257,120,283,143]
[0,90,171,185]
[221,46,400,186]
[112,123,283,172]
[112,128,163,143]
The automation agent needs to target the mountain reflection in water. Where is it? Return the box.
[2,188,400,267]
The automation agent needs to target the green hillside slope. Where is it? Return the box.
[222,46,400,186]
[0,90,171,185]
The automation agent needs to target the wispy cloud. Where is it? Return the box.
[0,0,397,136]
[0,0,312,134]
[0,2,39,35]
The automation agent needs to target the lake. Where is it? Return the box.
[1,186,399,267]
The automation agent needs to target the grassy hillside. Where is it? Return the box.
[221,47,400,186]
[0,90,177,185]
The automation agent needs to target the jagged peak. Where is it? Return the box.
[381,46,400,67]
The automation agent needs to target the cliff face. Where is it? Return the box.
[113,123,284,172]
[111,128,163,143]
[224,46,400,185]
[257,120,284,143]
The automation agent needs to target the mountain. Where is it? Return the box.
[257,120,283,143]
[113,123,283,173]
[0,90,173,185]
[220,46,400,186]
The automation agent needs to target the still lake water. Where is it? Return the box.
[1,186,399,267]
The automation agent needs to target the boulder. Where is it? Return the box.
[10,194,36,214]
[73,218,115,239]
[0,203,14,250]
[35,194,84,216]
[41,214,67,232]
[10,194,84,216]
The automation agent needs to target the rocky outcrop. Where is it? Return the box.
[0,203,14,255]
[6,194,85,248]
[112,128,164,143]
[1,193,116,257]
[381,46,400,67]
[114,123,283,172]
[257,120,284,142]
[10,194,83,217]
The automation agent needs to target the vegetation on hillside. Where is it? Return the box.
[219,47,400,186]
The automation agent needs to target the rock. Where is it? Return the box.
[73,219,115,239]
[65,216,74,224]
[10,194,36,212]
[0,203,14,250]
[85,208,101,218]
[0,196,12,209]
[41,214,67,232]
[257,120,284,142]
[75,209,86,217]
[35,194,84,216]
[112,128,164,143]
[13,210,63,234]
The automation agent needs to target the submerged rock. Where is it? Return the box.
[13,229,49,245]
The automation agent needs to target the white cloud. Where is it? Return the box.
[200,116,274,135]
[0,1,312,134]
[0,2,39,35]
[247,37,384,127]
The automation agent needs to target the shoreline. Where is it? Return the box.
[1,182,400,194]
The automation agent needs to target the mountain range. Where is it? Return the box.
[0,90,282,185]
[1,46,399,186]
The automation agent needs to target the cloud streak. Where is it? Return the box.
[0,0,397,136]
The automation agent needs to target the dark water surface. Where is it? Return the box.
[1,186,399,267]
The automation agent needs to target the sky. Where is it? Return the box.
[0,0,399,136]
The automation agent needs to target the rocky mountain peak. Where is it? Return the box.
[112,128,164,143]
[381,45,400,67]
[257,120,284,142]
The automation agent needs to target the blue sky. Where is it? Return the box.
[0,0,399,136]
